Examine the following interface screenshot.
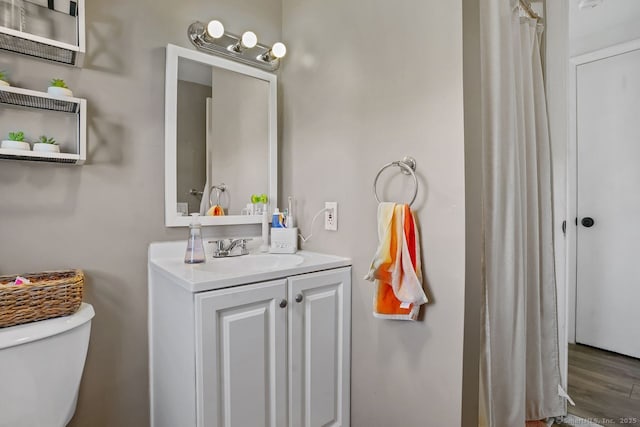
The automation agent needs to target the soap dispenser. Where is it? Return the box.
[185,213,206,264]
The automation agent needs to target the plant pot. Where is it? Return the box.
[33,143,60,153]
[0,80,10,87]
[47,86,73,97]
[1,140,30,151]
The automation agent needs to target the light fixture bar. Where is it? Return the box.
[188,21,284,72]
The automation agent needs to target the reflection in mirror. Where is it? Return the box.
[176,58,269,216]
[165,44,277,227]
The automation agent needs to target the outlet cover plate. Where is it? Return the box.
[325,202,337,231]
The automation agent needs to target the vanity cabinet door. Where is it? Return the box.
[195,279,288,427]
[288,268,351,427]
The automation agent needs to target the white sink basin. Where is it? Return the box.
[196,253,305,274]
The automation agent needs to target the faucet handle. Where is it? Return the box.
[238,238,251,254]
[229,238,251,255]
[208,239,224,249]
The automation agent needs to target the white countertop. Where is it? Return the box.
[148,241,352,293]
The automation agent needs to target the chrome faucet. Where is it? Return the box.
[209,238,250,258]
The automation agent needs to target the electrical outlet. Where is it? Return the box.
[325,202,338,231]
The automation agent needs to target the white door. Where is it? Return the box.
[196,279,288,427]
[576,47,640,359]
[288,268,351,427]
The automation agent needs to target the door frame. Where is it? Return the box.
[566,38,640,351]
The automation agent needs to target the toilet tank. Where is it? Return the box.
[0,303,95,427]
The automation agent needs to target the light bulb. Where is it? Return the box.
[206,20,224,39]
[241,31,258,49]
[260,42,287,63]
[271,42,287,59]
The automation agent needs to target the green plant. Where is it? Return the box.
[0,70,8,82]
[38,135,57,145]
[8,131,25,142]
[49,78,68,88]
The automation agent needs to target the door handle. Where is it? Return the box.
[581,217,595,228]
[295,294,303,303]
[279,299,287,308]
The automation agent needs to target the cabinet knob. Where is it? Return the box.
[581,217,595,228]
[295,294,303,303]
[279,299,287,308]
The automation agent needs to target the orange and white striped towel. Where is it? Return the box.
[364,203,428,320]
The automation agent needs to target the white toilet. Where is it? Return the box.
[0,303,95,427]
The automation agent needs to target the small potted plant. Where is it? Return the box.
[0,70,10,87]
[47,78,73,97]
[33,135,60,153]
[1,131,30,151]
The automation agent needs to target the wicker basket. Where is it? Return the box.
[0,270,84,328]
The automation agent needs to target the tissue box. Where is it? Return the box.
[270,227,298,254]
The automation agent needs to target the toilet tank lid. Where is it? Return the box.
[0,303,95,350]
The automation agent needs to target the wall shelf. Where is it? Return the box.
[0,26,81,66]
[0,85,82,112]
[0,148,80,164]
[0,86,87,165]
[0,0,85,67]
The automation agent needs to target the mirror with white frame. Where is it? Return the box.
[165,44,277,227]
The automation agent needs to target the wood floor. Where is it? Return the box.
[564,344,640,426]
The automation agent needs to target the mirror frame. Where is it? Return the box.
[164,43,278,227]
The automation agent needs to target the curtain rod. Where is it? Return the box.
[519,0,541,20]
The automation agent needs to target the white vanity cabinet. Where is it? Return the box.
[149,245,351,427]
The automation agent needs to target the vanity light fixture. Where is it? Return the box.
[187,20,286,71]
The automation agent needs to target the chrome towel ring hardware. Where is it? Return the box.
[209,183,227,206]
[373,156,418,206]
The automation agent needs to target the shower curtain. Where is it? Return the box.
[479,1,565,425]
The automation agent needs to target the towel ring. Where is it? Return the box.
[373,156,418,206]
[209,183,227,206]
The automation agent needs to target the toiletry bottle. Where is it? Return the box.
[272,208,283,228]
[252,194,269,215]
[1,0,26,32]
[251,194,261,214]
[185,213,206,264]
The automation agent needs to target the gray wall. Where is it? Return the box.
[462,0,482,424]
[0,0,280,425]
[280,1,470,425]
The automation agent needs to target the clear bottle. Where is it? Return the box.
[184,213,206,264]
